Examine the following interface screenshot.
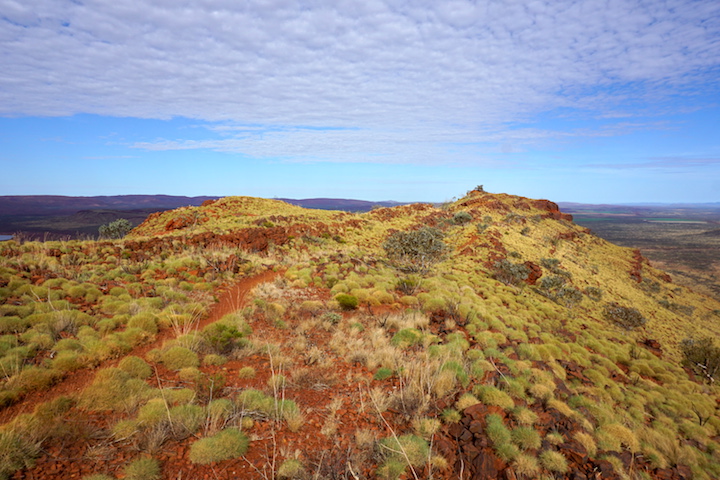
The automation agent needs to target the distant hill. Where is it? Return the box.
[0,195,219,217]
[0,195,219,238]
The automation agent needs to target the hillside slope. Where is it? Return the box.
[1,189,719,479]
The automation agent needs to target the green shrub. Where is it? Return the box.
[555,286,583,308]
[453,211,473,225]
[680,336,720,384]
[382,227,448,274]
[335,294,359,310]
[584,286,603,301]
[188,428,249,464]
[493,260,530,287]
[123,457,160,480]
[202,322,247,354]
[161,346,199,370]
[99,219,132,239]
[96,318,117,335]
[603,303,646,330]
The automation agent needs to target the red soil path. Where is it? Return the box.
[0,269,279,425]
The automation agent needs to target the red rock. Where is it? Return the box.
[523,261,542,285]
[468,420,483,435]
[464,403,486,421]
[472,449,501,479]
[675,465,692,480]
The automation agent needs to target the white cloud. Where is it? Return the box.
[1,0,718,162]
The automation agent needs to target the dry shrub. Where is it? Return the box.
[573,431,597,457]
[206,398,233,434]
[512,452,540,477]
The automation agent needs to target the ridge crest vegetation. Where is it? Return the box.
[0,188,719,479]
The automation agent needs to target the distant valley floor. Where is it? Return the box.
[562,203,720,300]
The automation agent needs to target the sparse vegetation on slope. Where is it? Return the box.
[1,188,720,479]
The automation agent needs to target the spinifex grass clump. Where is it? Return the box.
[188,427,249,464]
[123,457,161,480]
[377,434,429,479]
[79,367,151,411]
[160,346,199,370]
[0,429,40,479]
[335,293,359,310]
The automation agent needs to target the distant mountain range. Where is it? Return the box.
[0,195,218,216]
[0,195,408,238]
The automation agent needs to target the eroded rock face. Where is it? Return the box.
[531,199,574,222]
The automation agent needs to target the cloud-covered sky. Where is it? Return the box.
[1,0,719,202]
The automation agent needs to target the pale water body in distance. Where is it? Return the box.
[0,235,13,241]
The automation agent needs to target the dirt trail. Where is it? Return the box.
[0,269,279,424]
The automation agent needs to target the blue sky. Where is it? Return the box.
[1,0,719,203]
